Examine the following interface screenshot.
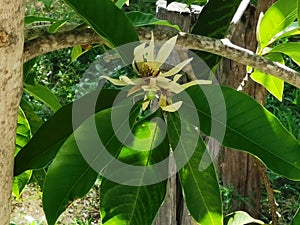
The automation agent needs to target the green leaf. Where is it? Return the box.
[20,98,43,135]
[126,11,181,31]
[14,89,120,176]
[291,207,300,225]
[24,84,62,112]
[298,0,300,27]
[257,0,298,50]
[13,107,32,198]
[167,112,222,225]
[71,45,83,62]
[63,0,139,47]
[25,16,56,25]
[16,107,32,155]
[224,211,265,225]
[269,42,300,66]
[192,0,242,68]
[185,85,300,180]
[115,0,128,8]
[43,101,143,225]
[250,53,284,101]
[48,19,69,33]
[12,170,32,199]
[271,22,300,41]
[43,133,98,225]
[101,111,169,225]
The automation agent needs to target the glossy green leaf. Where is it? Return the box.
[63,0,139,47]
[12,170,32,199]
[71,45,83,62]
[13,107,32,198]
[24,84,62,112]
[24,16,56,25]
[48,19,69,33]
[101,111,169,225]
[14,89,120,176]
[291,207,300,225]
[15,107,32,155]
[298,0,300,27]
[269,42,300,66]
[167,112,222,225]
[43,101,143,225]
[115,0,128,8]
[192,0,242,68]
[185,85,300,180]
[224,211,265,225]
[20,98,43,135]
[43,133,98,225]
[250,53,284,101]
[126,11,181,31]
[272,22,300,41]
[257,0,298,50]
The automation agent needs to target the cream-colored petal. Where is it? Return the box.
[156,78,183,94]
[181,80,212,90]
[160,58,193,77]
[173,74,182,82]
[155,35,178,68]
[120,75,135,85]
[142,100,151,111]
[101,75,128,86]
[161,101,183,112]
[159,95,167,107]
[147,32,155,62]
[134,42,146,62]
[128,85,142,96]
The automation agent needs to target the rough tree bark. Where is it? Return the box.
[0,0,25,224]
[218,0,277,219]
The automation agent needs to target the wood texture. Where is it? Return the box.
[0,0,25,224]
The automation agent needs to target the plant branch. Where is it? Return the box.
[23,27,300,89]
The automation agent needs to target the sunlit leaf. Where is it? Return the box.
[48,19,69,33]
[250,53,284,101]
[126,11,181,31]
[224,211,265,225]
[257,0,298,50]
[24,84,62,112]
[269,42,300,66]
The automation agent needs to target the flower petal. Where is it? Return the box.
[161,101,183,112]
[155,35,178,69]
[101,76,128,86]
[128,85,142,96]
[181,80,212,90]
[142,99,151,111]
[173,74,182,82]
[120,76,135,85]
[160,58,193,77]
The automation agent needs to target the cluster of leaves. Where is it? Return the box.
[14,0,300,225]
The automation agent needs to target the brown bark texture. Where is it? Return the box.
[219,0,277,219]
[0,0,25,224]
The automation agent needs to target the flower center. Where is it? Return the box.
[140,62,159,77]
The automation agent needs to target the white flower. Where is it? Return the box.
[102,33,211,112]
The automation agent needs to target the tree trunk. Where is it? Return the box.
[154,1,200,224]
[0,1,25,224]
[219,0,276,218]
